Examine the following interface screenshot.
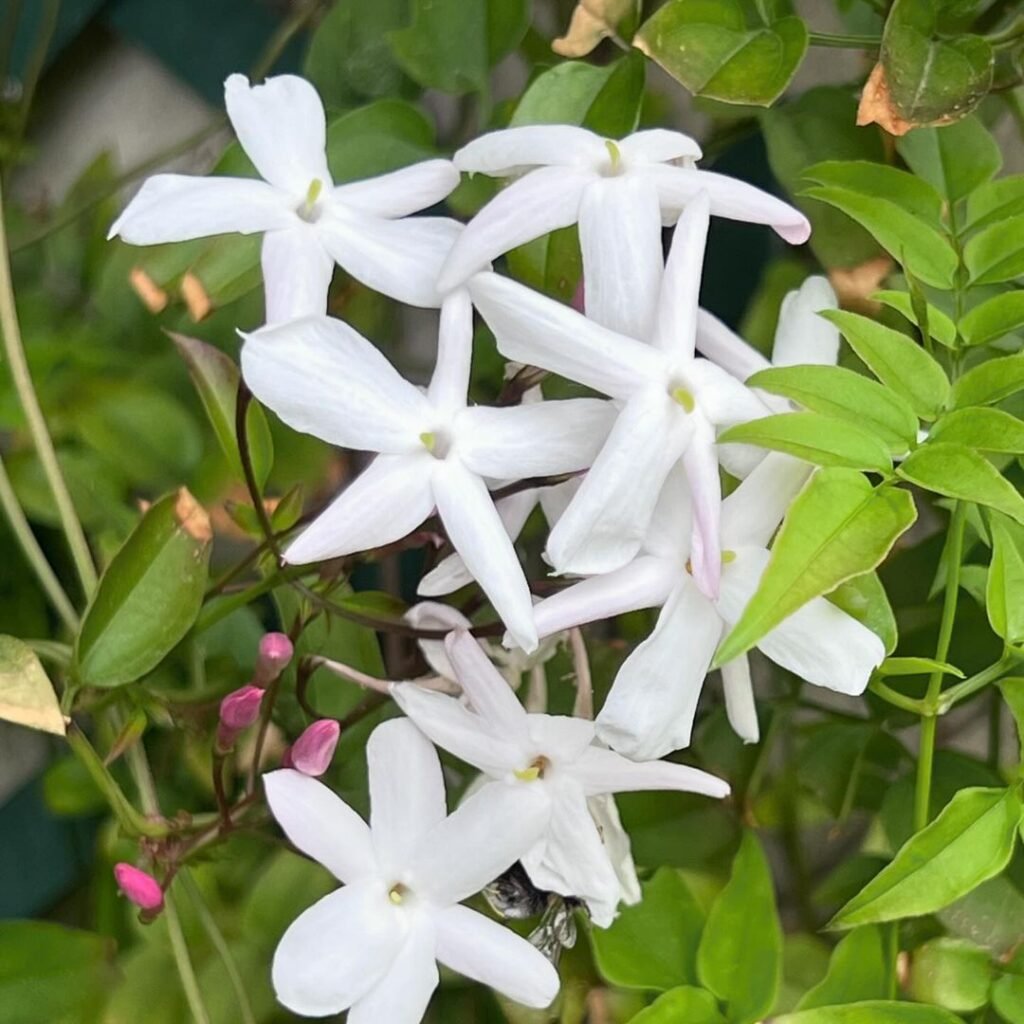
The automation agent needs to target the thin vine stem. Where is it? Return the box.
[807,31,882,49]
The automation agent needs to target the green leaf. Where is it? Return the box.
[952,352,1024,408]
[873,290,957,349]
[960,291,1024,348]
[992,973,1024,1024]
[908,937,993,1013]
[828,572,898,655]
[746,365,919,453]
[590,868,705,991]
[627,986,725,1024]
[930,407,1024,454]
[42,755,105,817]
[822,310,950,420]
[830,786,1023,928]
[0,635,64,735]
[878,656,963,678]
[896,115,1001,203]
[967,174,1024,232]
[897,443,1024,524]
[718,412,893,472]
[803,161,944,224]
[939,875,1024,960]
[715,471,916,666]
[776,1003,965,1023]
[170,333,273,489]
[797,926,890,1010]
[633,0,808,106]
[964,216,1024,285]
[326,99,437,182]
[697,832,782,1023]
[997,677,1024,753]
[987,520,1024,643]
[74,489,212,687]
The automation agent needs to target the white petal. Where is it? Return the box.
[652,191,709,359]
[435,905,560,1008]
[721,655,759,744]
[433,460,538,652]
[546,388,691,576]
[525,714,596,761]
[596,578,723,759]
[241,315,432,453]
[618,128,702,165]
[772,275,840,367]
[457,398,614,478]
[453,125,605,175]
[427,288,473,415]
[586,794,641,907]
[347,921,439,1024]
[470,272,665,400]
[271,880,402,1017]
[683,416,723,600]
[531,556,677,640]
[410,781,552,906]
[108,175,290,243]
[406,601,473,678]
[285,454,437,563]
[263,769,375,884]
[643,464,693,562]
[538,476,581,526]
[579,175,663,340]
[438,166,594,291]
[261,228,335,323]
[696,308,772,382]
[445,629,529,738]
[647,164,811,244]
[319,213,461,308]
[690,358,771,426]
[332,159,460,217]
[224,73,330,195]
[720,452,811,548]
[367,719,447,874]
[573,745,729,799]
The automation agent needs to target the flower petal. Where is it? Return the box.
[406,601,473,678]
[427,288,473,415]
[445,629,529,739]
[652,190,709,359]
[696,308,772,382]
[453,125,605,175]
[332,159,460,217]
[108,175,290,243]
[690,357,771,427]
[720,452,811,549]
[347,920,439,1024]
[224,73,330,195]
[643,464,693,562]
[721,654,759,743]
[683,415,723,600]
[469,271,665,400]
[433,460,538,652]
[619,128,702,165]
[285,454,437,564]
[271,880,402,1017]
[525,714,596,761]
[587,794,641,906]
[263,769,375,884]
[573,745,729,799]
[772,275,840,367]
[435,905,560,1008]
[596,577,723,759]
[261,228,335,323]
[579,175,663,340]
[241,315,432,453]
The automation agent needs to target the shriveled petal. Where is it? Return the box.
[696,309,772,382]
[721,655,759,743]
[368,720,447,874]
[347,921,439,1024]
[263,769,375,884]
[720,452,811,549]
[470,272,665,400]
[578,175,663,340]
[224,74,330,195]
[618,128,702,165]
[690,358,771,427]
[271,881,402,1017]
[445,629,528,738]
[108,175,290,243]
[683,415,723,600]
[772,275,840,367]
[647,164,811,244]
[457,398,614,478]
[531,556,677,640]
[241,315,432,453]
[439,166,594,290]
[596,578,723,759]
[435,905,560,1009]
[427,288,473,415]
[546,388,691,576]
[573,745,729,799]
[319,213,461,308]
[332,159,460,217]
[652,191,709,359]
[261,228,334,323]
[587,794,641,906]
[284,454,436,564]
[406,601,473,678]
[453,125,605,175]
[433,460,538,652]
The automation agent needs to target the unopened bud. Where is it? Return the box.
[254,632,294,687]
[217,685,263,751]
[285,720,340,777]
[114,863,164,912]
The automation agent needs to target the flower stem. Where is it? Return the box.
[163,890,212,1024]
[807,31,882,49]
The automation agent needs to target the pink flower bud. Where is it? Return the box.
[288,720,340,777]
[254,632,294,687]
[219,685,264,730]
[114,863,163,911]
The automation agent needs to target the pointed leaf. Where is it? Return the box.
[828,571,898,655]
[803,161,944,223]
[987,520,1024,643]
[959,292,1024,348]
[966,174,1024,232]
[0,636,65,736]
[930,407,1024,454]
[797,926,891,1010]
[951,352,1024,408]
[878,657,963,678]
[964,215,1024,285]
[628,986,726,1024]
[874,290,957,349]
[896,115,1001,203]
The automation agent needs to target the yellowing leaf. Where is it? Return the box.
[0,636,65,736]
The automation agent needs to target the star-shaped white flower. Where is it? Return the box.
[265,719,558,1021]
[469,194,770,597]
[240,290,615,652]
[109,74,461,322]
[392,630,730,926]
[437,124,810,305]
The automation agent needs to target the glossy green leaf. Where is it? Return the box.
[896,115,1001,203]
[716,471,916,666]
[828,571,899,655]
[633,0,808,106]
[627,986,725,1024]
[803,161,944,224]
[777,1003,964,1024]
[878,656,963,678]
[874,290,957,349]
[797,926,890,1010]
[75,489,212,687]
[908,937,993,1012]
[965,215,1024,285]
[831,786,1023,928]
[960,292,1024,348]
[822,310,950,420]
[998,677,1024,752]
[952,352,1024,408]
[930,407,1024,454]
[326,99,437,182]
[697,832,782,1023]
[987,520,1024,643]
[0,635,64,735]
[993,973,1024,1024]
[967,174,1024,232]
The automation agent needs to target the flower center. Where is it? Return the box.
[420,430,453,459]
[685,550,736,574]
[297,178,324,222]
[388,882,409,905]
[600,139,624,177]
[670,385,695,412]
[514,755,550,782]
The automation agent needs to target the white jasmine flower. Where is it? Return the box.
[470,195,770,597]
[392,631,730,926]
[109,74,461,322]
[264,719,558,1021]
[241,290,615,652]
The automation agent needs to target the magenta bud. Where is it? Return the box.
[289,720,340,777]
[220,685,264,730]
[114,863,164,911]
[254,632,294,687]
